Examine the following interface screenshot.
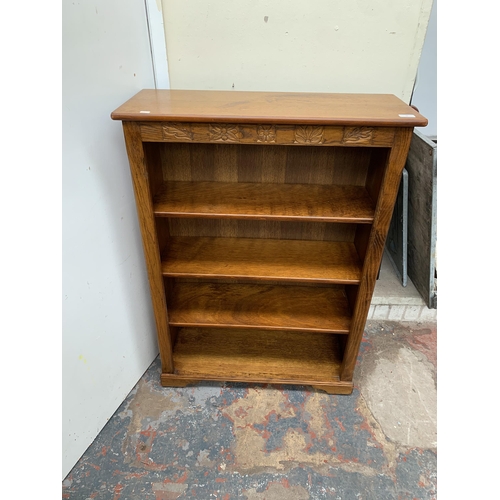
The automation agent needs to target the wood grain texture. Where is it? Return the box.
[153,181,375,223]
[160,143,372,186]
[365,148,390,204]
[354,225,372,263]
[406,131,437,309]
[311,383,353,395]
[140,122,396,147]
[169,328,344,382]
[161,237,362,284]
[143,142,166,199]
[340,128,413,381]
[168,282,351,333]
[122,122,174,373]
[111,89,428,127]
[167,219,357,243]
[160,372,353,394]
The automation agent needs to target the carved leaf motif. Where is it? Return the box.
[294,126,324,144]
[257,125,277,143]
[209,124,242,142]
[343,127,374,144]
[162,123,193,141]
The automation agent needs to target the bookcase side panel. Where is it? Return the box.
[341,128,413,381]
[122,122,175,373]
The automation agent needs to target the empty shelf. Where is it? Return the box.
[153,181,375,223]
[168,282,351,333]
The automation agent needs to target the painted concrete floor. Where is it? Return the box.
[62,320,437,500]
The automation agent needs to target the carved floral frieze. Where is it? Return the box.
[146,122,389,146]
[162,123,193,141]
[256,125,277,143]
[294,126,324,144]
[342,127,374,144]
[208,124,242,142]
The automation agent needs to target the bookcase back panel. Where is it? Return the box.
[166,218,357,242]
[159,143,374,186]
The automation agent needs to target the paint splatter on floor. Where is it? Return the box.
[63,321,436,499]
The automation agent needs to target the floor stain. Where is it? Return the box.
[63,321,437,500]
[243,481,310,499]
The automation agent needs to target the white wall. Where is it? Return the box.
[62,0,163,479]
[161,0,433,104]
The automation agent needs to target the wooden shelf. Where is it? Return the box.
[168,282,351,333]
[162,237,362,284]
[153,181,375,223]
[169,328,344,383]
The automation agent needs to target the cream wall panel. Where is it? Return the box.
[161,0,433,103]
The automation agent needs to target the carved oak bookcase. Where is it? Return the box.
[111,90,427,394]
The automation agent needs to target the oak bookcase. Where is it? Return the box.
[111,90,427,394]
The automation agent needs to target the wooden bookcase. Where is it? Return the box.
[111,90,427,394]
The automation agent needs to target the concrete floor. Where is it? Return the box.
[62,320,437,499]
[369,253,436,323]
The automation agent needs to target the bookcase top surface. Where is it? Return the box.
[111,89,427,127]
